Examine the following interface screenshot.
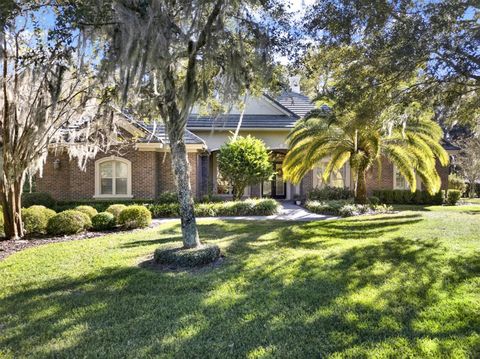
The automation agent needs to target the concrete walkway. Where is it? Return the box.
[153,201,336,224]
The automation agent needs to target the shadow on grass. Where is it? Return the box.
[1,216,479,357]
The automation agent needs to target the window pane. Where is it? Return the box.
[101,178,113,194]
[331,169,345,188]
[100,162,113,178]
[116,161,128,178]
[395,170,409,189]
[116,178,128,195]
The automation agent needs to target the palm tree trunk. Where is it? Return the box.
[1,177,24,240]
[355,170,368,204]
[168,134,201,249]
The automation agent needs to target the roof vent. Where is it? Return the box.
[289,76,301,93]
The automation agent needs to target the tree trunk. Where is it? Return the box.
[355,170,368,204]
[168,136,201,249]
[232,185,245,201]
[1,177,24,240]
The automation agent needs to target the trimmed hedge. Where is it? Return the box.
[154,243,221,267]
[372,190,444,205]
[47,210,92,235]
[147,198,279,218]
[105,204,128,220]
[22,192,56,209]
[308,186,353,201]
[55,199,155,213]
[22,205,56,235]
[74,205,98,219]
[305,200,393,217]
[118,205,152,229]
[92,212,116,231]
[446,190,461,206]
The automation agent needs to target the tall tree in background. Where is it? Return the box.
[304,0,479,129]
[456,137,480,197]
[0,2,115,239]
[89,0,289,248]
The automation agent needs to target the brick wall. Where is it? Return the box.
[36,148,200,201]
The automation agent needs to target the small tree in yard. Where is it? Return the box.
[88,0,289,248]
[0,3,115,239]
[218,136,274,201]
[456,137,480,198]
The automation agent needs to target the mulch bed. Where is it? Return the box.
[0,221,164,261]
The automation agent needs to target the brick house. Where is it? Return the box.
[36,88,459,201]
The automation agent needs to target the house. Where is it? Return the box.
[36,87,459,201]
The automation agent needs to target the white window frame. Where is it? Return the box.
[393,166,410,190]
[94,156,133,198]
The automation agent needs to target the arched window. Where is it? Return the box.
[95,157,132,198]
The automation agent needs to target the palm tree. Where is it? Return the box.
[283,106,449,204]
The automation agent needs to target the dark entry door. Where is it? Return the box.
[262,162,286,199]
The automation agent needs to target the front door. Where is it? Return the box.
[262,162,286,199]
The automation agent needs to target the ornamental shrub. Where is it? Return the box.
[373,190,444,205]
[308,186,353,201]
[22,192,56,209]
[92,212,116,231]
[105,204,128,220]
[22,205,56,235]
[448,174,466,194]
[157,191,178,204]
[446,190,461,206]
[218,135,274,200]
[118,205,152,229]
[74,205,98,219]
[47,210,92,235]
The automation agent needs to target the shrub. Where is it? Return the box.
[305,199,351,216]
[154,243,221,267]
[74,205,98,219]
[47,210,92,235]
[446,190,461,206]
[218,135,274,200]
[105,204,128,220]
[22,205,56,235]
[373,189,444,205]
[305,199,392,217]
[448,174,466,194]
[22,192,56,209]
[92,212,116,231]
[308,186,353,201]
[368,196,380,206]
[118,205,152,229]
[157,191,178,204]
[148,203,180,218]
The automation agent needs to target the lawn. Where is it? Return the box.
[0,206,479,358]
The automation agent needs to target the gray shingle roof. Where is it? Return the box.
[136,121,205,145]
[272,92,315,118]
[187,114,297,129]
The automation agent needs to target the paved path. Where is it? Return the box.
[152,202,336,224]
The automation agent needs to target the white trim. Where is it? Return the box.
[95,156,132,198]
[393,165,410,190]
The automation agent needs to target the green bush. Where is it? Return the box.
[305,200,392,217]
[308,186,353,201]
[147,198,279,218]
[368,196,380,206]
[47,210,92,235]
[105,204,128,220]
[92,212,116,231]
[157,191,178,204]
[74,205,98,219]
[118,205,152,229]
[446,190,461,206]
[373,190,444,205]
[154,243,221,267]
[448,174,466,194]
[22,205,56,235]
[54,199,155,213]
[22,192,56,209]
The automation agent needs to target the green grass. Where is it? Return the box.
[1,206,479,358]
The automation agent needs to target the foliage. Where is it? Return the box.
[154,243,221,268]
[117,206,152,229]
[55,200,154,213]
[105,204,128,220]
[47,210,92,236]
[22,193,56,209]
[91,212,116,231]
[284,99,449,204]
[1,207,480,357]
[305,200,392,217]
[308,186,353,201]
[373,190,444,205]
[368,196,380,206]
[22,206,56,236]
[156,191,178,204]
[448,174,467,194]
[218,136,274,200]
[147,199,279,218]
[74,206,98,219]
[446,190,462,206]
[455,137,480,198]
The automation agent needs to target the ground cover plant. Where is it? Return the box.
[0,205,478,357]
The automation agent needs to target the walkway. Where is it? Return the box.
[154,201,336,224]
